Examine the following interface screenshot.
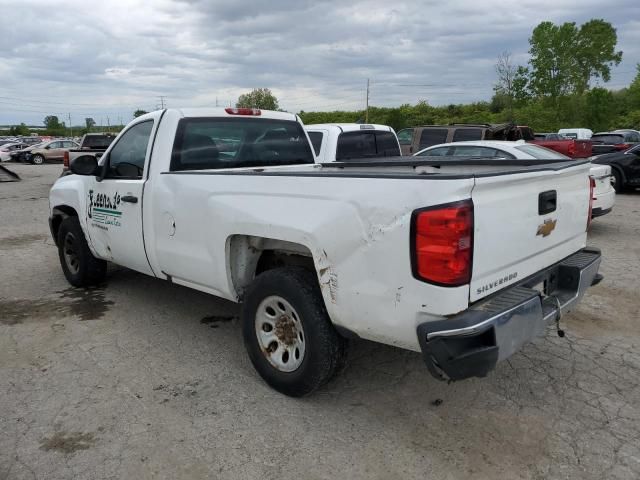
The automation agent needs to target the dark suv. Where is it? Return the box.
[397,123,534,155]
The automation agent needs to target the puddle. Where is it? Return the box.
[0,233,48,249]
[0,287,113,325]
[200,315,236,329]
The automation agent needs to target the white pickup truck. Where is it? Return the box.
[49,108,602,396]
[305,123,401,162]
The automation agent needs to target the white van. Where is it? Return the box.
[558,128,593,140]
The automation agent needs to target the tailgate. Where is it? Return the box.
[470,162,591,302]
[574,140,592,158]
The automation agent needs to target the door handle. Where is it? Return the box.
[121,195,138,204]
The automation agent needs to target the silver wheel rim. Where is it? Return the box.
[611,174,617,187]
[33,155,43,164]
[255,295,306,372]
[63,232,80,275]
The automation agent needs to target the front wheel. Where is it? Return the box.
[31,154,44,165]
[242,267,347,397]
[57,216,107,287]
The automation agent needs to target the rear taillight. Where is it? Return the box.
[567,141,576,157]
[411,200,473,286]
[63,151,69,168]
[587,176,595,229]
[614,143,631,151]
[225,107,261,116]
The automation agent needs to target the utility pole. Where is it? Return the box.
[365,78,370,123]
[215,97,219,107]
[157,96,166,109]
[107,116,110,133]
[68,113,73,138]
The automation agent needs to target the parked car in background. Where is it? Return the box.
[558,128,593,140]
[414,140,615,218]
[529,136,592,158]
[534,133,563,140]
[18,136,43,145]
[25,140,79,165]
[305,123,400,162]
[591,144,640,192]
[397,123,533,155]
[0,142,29,162]
[591,131,640,155]
[10,142,45,162]
[62,133,117,174]
[613,129,640,137]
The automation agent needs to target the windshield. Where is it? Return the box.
[515,144,570,160]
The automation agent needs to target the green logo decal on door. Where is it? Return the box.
[88,190,122,229]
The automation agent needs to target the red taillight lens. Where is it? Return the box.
[615,143,631,151]
[587,176,595,229]
[63,151,69,168]
[225,107,261,116]
[412,200,473,286]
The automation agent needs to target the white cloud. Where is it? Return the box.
[0,0,637,125]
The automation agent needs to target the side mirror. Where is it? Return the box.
[45,145,51,149]
[70,155,99,176]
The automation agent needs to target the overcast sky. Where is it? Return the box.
[1,0,638,126]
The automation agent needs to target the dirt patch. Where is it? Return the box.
[0,233,48,249]
[40,431,96,454]
[0,287,113,325]
[565,284,640,338]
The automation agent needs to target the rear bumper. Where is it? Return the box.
[417,247,602,381]
[593,185,615,214]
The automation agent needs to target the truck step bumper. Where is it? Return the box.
[417,247,602,381]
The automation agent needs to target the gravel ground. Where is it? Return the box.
[1,163,639,480]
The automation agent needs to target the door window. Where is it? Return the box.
[307,131,324,156]
[418,129,448,149]
[105,121,153,179]
[397,128,413,145]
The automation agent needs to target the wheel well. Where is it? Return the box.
[228,235,316,300]
[51,205,78,244]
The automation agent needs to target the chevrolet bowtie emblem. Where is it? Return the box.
[537,219,557,237]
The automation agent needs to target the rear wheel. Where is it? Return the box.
[57,216,107,287]
[242,267,347,396]
[31,154,44,165]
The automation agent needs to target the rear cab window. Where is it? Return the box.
[335,130,400,161]
[171,117,314,171]
[82,135,116,149]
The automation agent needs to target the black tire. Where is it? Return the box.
[57,216,107,287]
[611,168,624,193]
[241,267,347,397]
[31,154,44,165]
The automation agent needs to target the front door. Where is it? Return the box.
[84,120,155,276]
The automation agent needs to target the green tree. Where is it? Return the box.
[585,87,614,131]
[44,115,62,129]
[133,109,148,118]
[527,20,622,98]
[85,117,96,129]
[236,88,279,110]
[9,123,30,136]
[628,64,640,110]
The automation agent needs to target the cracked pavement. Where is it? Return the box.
[1,164,639,479]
